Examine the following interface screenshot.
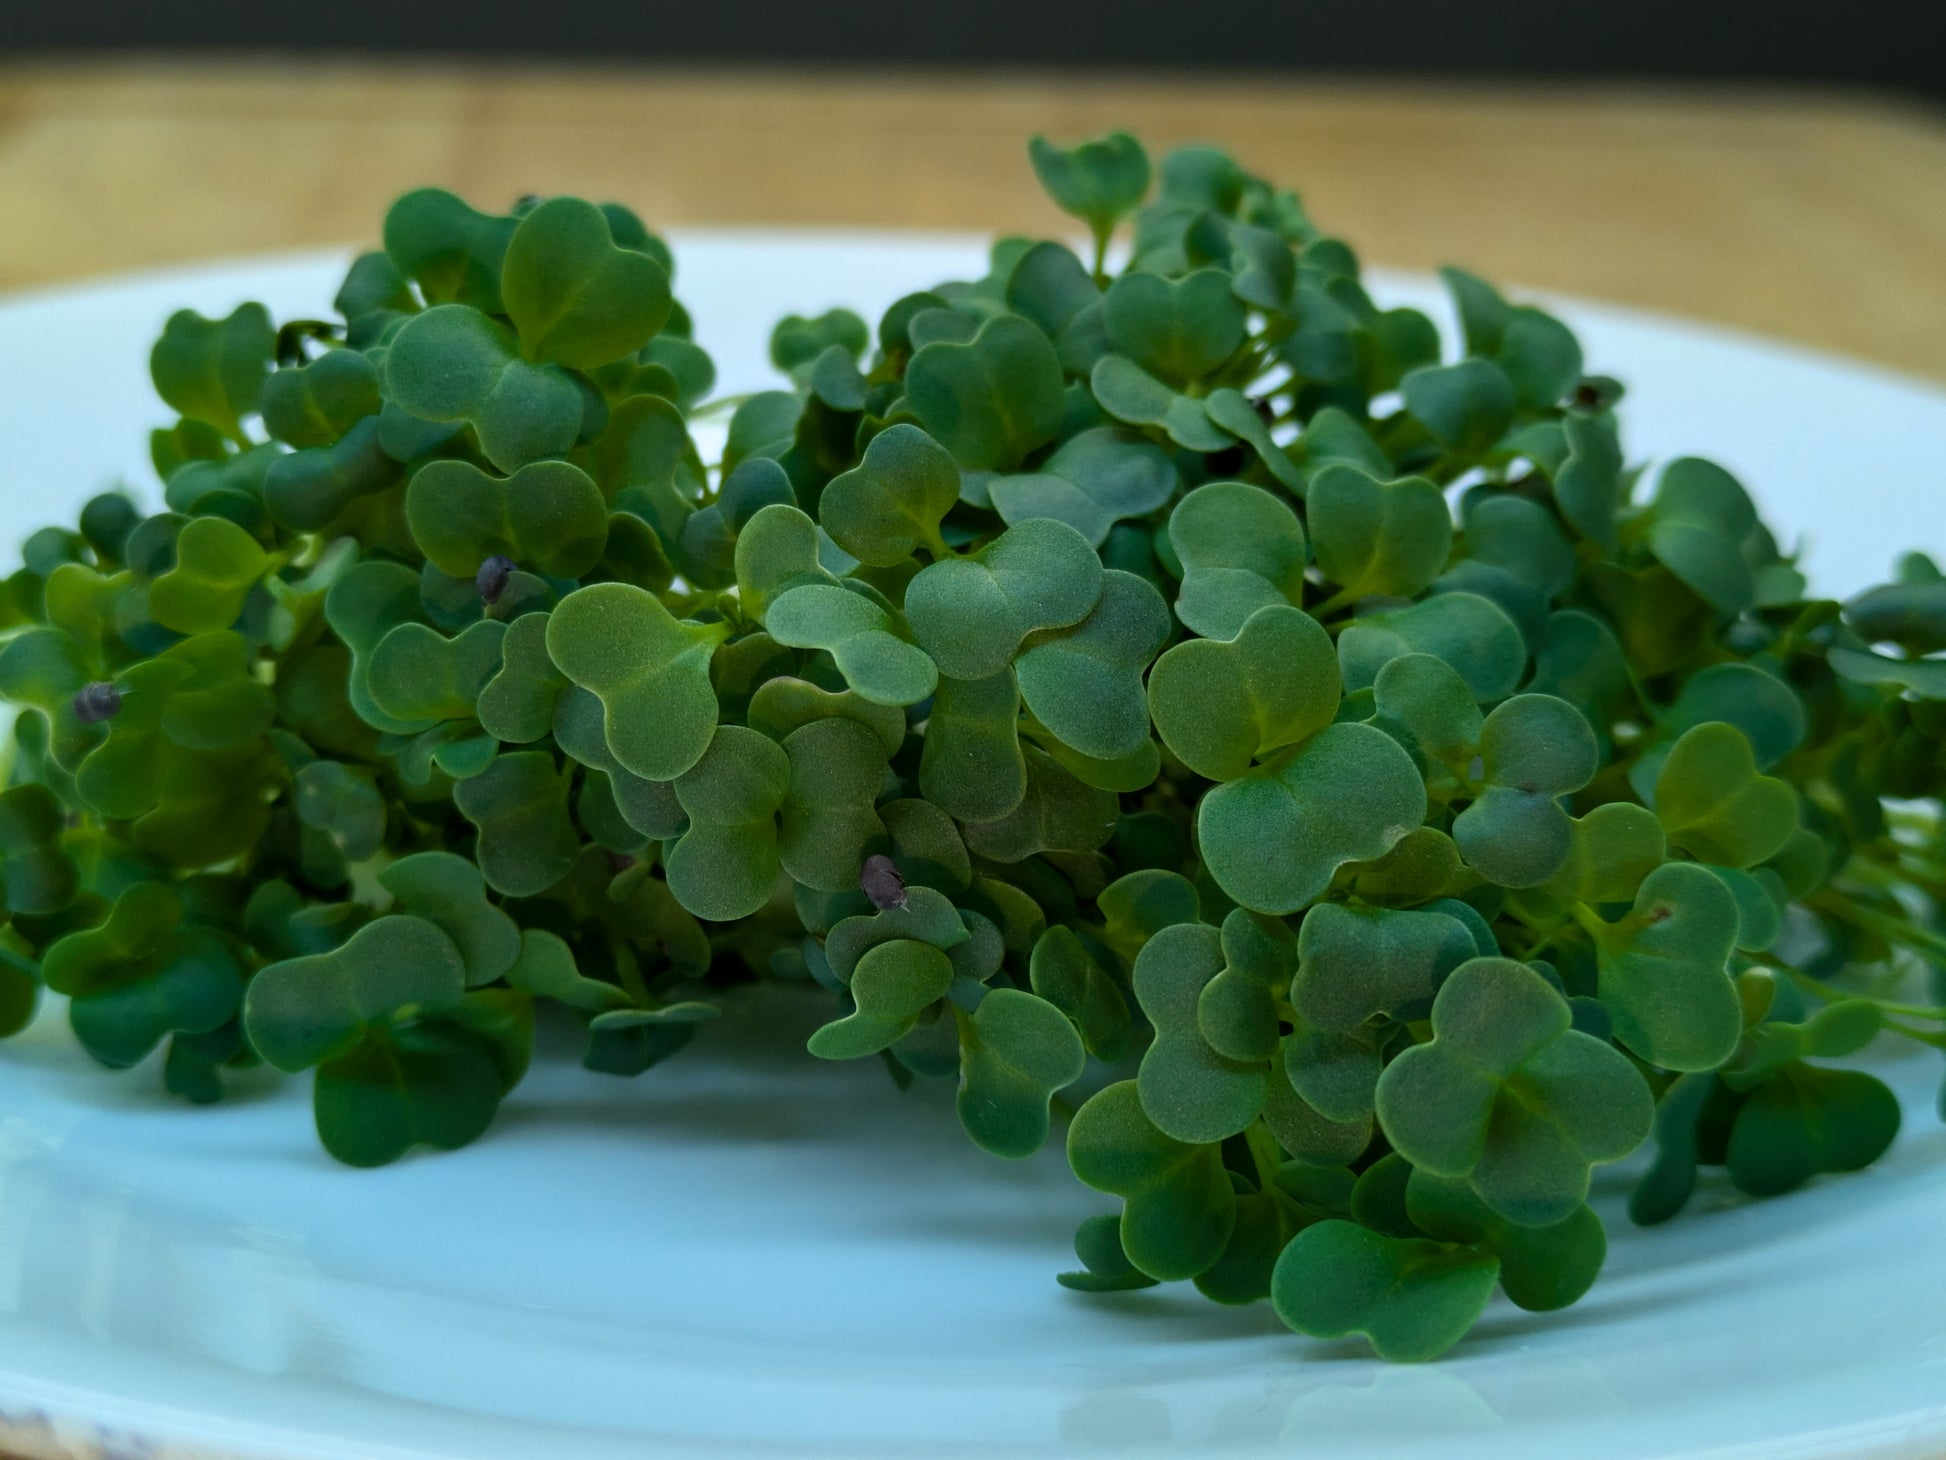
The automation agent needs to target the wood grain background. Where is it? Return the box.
[0,61,1942,379]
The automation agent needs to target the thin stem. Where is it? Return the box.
[1570,904,1612,942]
[1882,1020,1946,1050]
[1777,964,1946,1021]
[1811,889,1946,962]
[920,525,955,563]
[1309,585,1359,620]
[690,392,757,419]
[1522,920,1575,964]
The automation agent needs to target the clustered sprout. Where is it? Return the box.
[2,132,1944,1362]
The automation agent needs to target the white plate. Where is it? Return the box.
[1,235,1945,1460]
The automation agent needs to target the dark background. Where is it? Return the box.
[2,0,1941,103]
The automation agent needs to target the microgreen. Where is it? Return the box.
[4,133,1942,1367]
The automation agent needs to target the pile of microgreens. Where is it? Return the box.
[2,132,1943,1362]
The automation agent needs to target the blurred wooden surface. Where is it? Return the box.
[0,59,1941,378]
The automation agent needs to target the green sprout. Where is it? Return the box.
[3,139,1944,1364]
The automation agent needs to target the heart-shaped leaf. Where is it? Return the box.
[1147,605,1340,782]
[0,783,81,917]
[260,348,382,448]
[406,458,608,580]
[451,750,581,896]
[477,612,569,743]
[1541,802,1667,904]
[778,716,889,893]
[1028,130,1151,246]
[1308,464,1453,602]
[1401,359,1515,461]
[918,668,1027,821]
[546,582,727,780]
[1290,902,1476,1034]
[1089,355,1234,452]
[905,517,1104,680]
[1375,957,1652,1225]
[148,516,268,634]
[906,314,1065,471]
[1066,1079,1235,1281]
[1134,921,1268,1143]
[501,196,672,369]
[988,427,1178,548]
[1653,721,1797,868]
[244,912,467,1071]
[1452,694,1599,889]
[42,882,243,1068]
[365,619,506,729]
[383,187,516,312]
[807,938,955,1059]
[1029,924,1129,1059]
[1587,860,1742,1071]
[384,304,582,473]
[1198,722,1427,915]
[1196,908,1298,1064]
[1057,1212,1160,1293]
[954,988,1086,1158]
[150,303,274,443]
[1338,592,1527,703]
[1166,482,1309,640]
[1014,570,1170,762]
[818,423,960,567]
[1405,1170,1606,1313]
[262,417,402,532]
[1723,1062,1900,1197]
[663,725,791,922]
[312,990,531,1168]
[1270,1219,1499,1362]
[765,582,939,706]
[1103,268,1246,385]
[1643,457,1761,616]
[378,851,521,987]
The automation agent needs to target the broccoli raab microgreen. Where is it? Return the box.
[3,134,1944,1362]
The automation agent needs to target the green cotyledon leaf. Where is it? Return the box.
[1166,481,1309,641]
[1132,920,1268,1145]
[817,423,960,567]
[1028,130,1151,248]
[1066,1079,1235,1282]
[1586,860,1743,1072]
[1271,1220,1500,1362]
[149,303,274,443]
[405,458,608,580]
[41,882,244,1069]
[0,783,81,917]
[500,196,672,369]
[1197,721,1427,916]
[953,988,1086,1158]
[147,516,269,635]
[1374,957,1652,1227]
[905,313,1065,472]
[1307,464,1453,603]
[383,304,582,473]
[904,517,1104,681]
[765,582,939,707]
[546,583,727,782]
[1147,604,1340,783]
[1653,721,1797,869]
[1451,693,1599,890]
[1013,570,1170,762]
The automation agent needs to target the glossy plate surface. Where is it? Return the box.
[1,236,1944,1460]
